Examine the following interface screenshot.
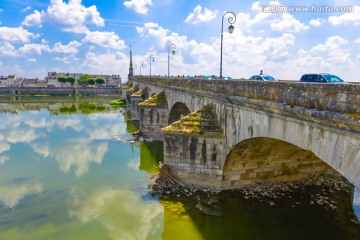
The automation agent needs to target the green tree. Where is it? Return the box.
[78,78,87,86]
[80,74,92,81]
[95,77,106,85]
[57,76,67,83]
[67,76,76,85]
[79,73,93,86]
[88,78,95,85]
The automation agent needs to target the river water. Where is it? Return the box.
[0,97,359,240]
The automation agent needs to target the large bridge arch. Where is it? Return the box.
[168,102,191,124]
[220,104,360,188]
[222,137,337,188]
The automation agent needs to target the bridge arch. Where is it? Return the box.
[168,102,191,124]
[222,137,336,188]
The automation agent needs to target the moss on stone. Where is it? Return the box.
[126,85,137,94]
[162,105,222,135]
[138,92,167,108]
[131,89,143,97]
[345,113,360,120]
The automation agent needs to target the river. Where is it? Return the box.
[0,96,359,240]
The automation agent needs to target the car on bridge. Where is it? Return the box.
[249,74,277,81]
[188,75,232,80]
[299,73,347,83]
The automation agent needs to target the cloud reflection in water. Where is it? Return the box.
[68,188,163,240]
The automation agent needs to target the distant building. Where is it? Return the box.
[22,78,39,87]
[0,75,22,87]
[46,72,121,87]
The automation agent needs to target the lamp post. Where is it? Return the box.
[168,44,176,78]
[149,55,155,76]
[220,11,236,79]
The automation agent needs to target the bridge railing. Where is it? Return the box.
[132,76,360,115]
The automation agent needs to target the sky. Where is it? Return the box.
[0,0,359,82]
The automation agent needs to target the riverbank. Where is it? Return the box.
[0,87,120,96]
[151,166,358,221]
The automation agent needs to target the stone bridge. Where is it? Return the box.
[124,76,360,189]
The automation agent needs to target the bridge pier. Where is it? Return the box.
[123,85,137,116]
[138,92,169,137]
[162,105,226,188]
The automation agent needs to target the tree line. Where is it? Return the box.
[57,74,106,86]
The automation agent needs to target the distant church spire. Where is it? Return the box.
[128,44,134,81]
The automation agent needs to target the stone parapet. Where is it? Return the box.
[133,77,360,114]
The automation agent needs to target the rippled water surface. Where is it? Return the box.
[0,97,359,240]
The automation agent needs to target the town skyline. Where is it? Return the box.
[0,0,359,82]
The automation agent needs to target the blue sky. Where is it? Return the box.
[0,0,359,82]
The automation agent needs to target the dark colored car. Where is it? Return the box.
[249,74,276,81]
[299,73,345,83]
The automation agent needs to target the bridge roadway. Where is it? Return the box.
[127,76,360,189]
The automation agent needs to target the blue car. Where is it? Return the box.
[299,73,346,83]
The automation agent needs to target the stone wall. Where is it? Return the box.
[163,132,224,188]
[133,77,360,114]
[139,107,168,136]
[0,87,120,95]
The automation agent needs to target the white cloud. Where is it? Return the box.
[238,1,309,33]
[123,0,152,15]
[310,36,349,62]
[136,22,169,48]
[0,26,34,42]
[22,10,44,26]
[7,128,41,143]
[47,0,105,33]
[328,6,360,25]
[69,189,163,239]
[184,5,218,24]
[0,142,10,154]
[309,18,325,27]
[21,7,32,12]
[52,56,72,64]
[269,13,309,33]
[19,43,51,55]
[52,40,81,53]
[31,143,50,158]
[28,58,37,62]
[0,155,9,165]
[355,38,360,44]
[0,42,18,56]
[82,31,126,50]
[54,141,108,176]
[0,183,43,208]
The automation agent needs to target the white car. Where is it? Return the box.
[249,74,277,81]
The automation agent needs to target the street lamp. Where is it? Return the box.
[220,11,236,80]
[149,55,155,76]
[168,44,176,78]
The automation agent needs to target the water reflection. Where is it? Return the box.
[68,188,163,240]
[160,184,360,240]
[0,98,359,240]
[54,141,108,176]
[0,182,43,208]
[139,141,164,174]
